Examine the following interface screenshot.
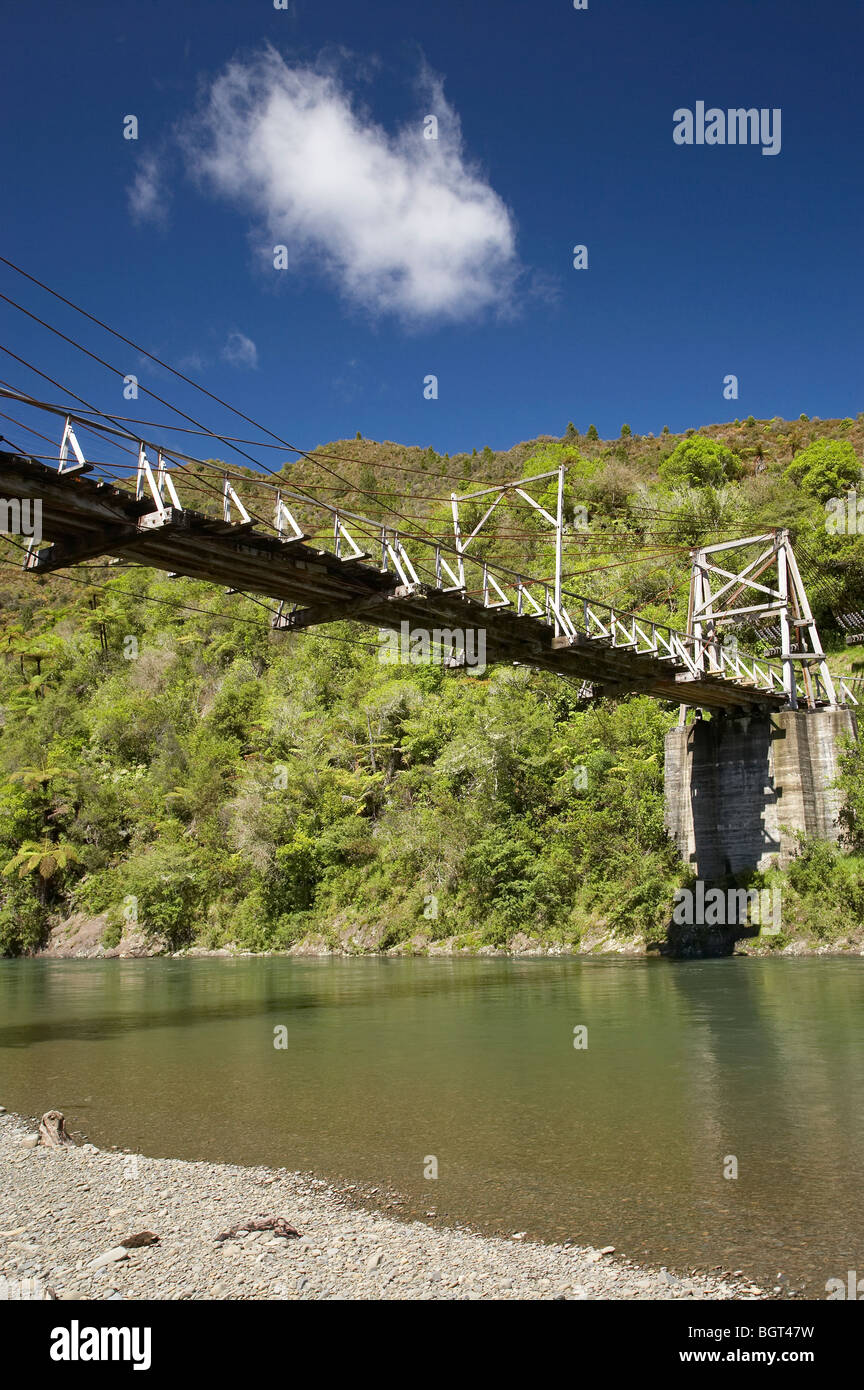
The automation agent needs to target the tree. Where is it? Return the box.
[838,737,864,851]
[565,422,578,441]
[2,840,82,881]
[586,424,599,441]
[9,761,78,791]
[2,839,83,904]
[784,439,861,504]
[358,464,381,517]
[659,436,742,489]
[620,423,632,438]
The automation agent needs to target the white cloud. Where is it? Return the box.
[127,154,168,225]
[176,351,205,373]
[221,331,259,369]
[180,50,519,323]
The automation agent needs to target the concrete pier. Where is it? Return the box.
[664,709,858,880]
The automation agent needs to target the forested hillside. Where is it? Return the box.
[3,414,864,957]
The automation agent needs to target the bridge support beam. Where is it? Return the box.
[664,708,858,880]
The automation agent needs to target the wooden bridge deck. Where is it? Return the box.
[0,448,789,711]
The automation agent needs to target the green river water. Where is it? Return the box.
[1,955,862,1295]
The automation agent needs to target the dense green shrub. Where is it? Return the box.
[2,417,864,954]
[659,436,742,489]
[784,439,861,503]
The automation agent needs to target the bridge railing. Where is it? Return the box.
[0,387,843,707]
[561,595,798,697]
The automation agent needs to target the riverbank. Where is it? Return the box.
[0,1111,763,1302]
[31,911,864,960]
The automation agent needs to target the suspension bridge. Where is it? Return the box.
[0,255,859,916]
[0,391,855,715]
[0,380,860,895]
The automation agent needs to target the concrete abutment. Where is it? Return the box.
[664,708,858,882]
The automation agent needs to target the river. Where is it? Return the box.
[1,954,862,1295]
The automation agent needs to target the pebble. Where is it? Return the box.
[87,1248,130,1271]
[0,1110,764,1303]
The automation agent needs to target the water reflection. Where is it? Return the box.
[1,956,862,1293]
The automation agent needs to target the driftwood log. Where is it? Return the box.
[216,1217,300,1242]
[38,1111,71,1147]
[120,1231,160,1249]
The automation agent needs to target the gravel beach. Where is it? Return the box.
[0,1111,763,1301]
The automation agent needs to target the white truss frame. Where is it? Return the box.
[222,475,251,525]
[332,513,366,561]
[135,445,183,516]
[274,492,305,542]
[451,466,565,632]
[687,530,837,710]
[58,416,88,474]
[381,531,420,586]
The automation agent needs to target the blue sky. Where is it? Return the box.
[1,0,862,462]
